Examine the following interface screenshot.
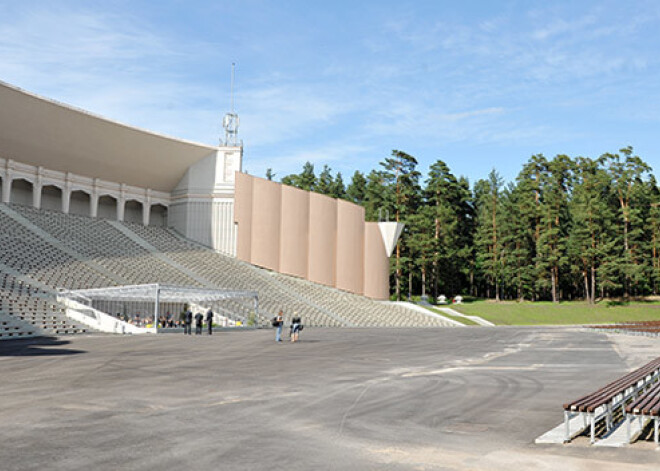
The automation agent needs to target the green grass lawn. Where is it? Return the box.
[449,300,660,326]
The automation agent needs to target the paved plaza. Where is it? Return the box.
[1,327,659,470]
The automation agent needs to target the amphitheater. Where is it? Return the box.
[2,81,660,470]
[0,80,458,340]
[0,201,453,338]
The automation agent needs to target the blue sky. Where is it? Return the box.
[1,0,659,186]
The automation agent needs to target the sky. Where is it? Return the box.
[1,0,660,186]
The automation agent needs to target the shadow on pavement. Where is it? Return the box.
[0,336,86,357]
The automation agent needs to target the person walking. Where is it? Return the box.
[275,310,284,342]
[194,312,203,335]
[206,309,214,335]
[185,308,193,335]
[290,313,302,343]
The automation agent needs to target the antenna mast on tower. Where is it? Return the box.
[222,62,240,146]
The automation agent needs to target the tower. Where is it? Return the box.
[222,63,240,147]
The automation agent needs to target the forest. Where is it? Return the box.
[268,146,660,303]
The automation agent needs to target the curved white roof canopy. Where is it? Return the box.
[0,81,222,192]
[59,284,258,303]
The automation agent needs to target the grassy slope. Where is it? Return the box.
[422,306,480,326]
[451,300,660,326]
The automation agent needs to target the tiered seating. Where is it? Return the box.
[123,222,454,328]
[15,205,201,287]
[120,222,346,326]
[0,272,88,337]
[0,201,455,337]
[272,273,451,327]
[0,207,114,289]
[11,205,256,325]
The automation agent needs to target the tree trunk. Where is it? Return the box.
[421,266,426,298]
[590,265,596,304]
[583,270,590,304]
[395,241,401,301]
[551,267,558,303]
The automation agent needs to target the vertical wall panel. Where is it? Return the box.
[308,192,337,287]
[364,222,390,300]
[234,171,253,262]
[233,174,393,298]
[335,200,365,294]
[250,178,282,271]
[280,185,309,278]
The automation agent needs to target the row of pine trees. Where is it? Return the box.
[268,146,660,303]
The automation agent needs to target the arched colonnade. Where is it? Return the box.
[0,166,168,227]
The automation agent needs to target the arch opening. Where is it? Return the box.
[10,178,33,206]
[149,203,168,227]
[69,190,91,216]
[41,185,63,211]
[97,194,117,220]
[124,199,143,224]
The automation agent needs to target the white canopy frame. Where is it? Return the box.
[59,284,259,327]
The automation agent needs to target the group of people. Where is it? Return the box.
[180,308,215,335]
[272,310,303,342]
[115,313,153,327]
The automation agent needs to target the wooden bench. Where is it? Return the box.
[625,381,660,444]
[563,356,660,443]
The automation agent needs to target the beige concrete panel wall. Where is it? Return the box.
[250,177,282,271]
[280,185,309,278]
[364,222,390,300]
[335,200,365,294]
[234,172,253,262]
[308,192,337,287]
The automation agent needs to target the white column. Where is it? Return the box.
[117,183,126,221]
[117,198,125,221]
[32,181,42,209]
[32,167,43,209]
[90,192,98,217]
[2,173,11,203]
[142,190,151,226]
[62,177,71,214]
[90,179,99,217]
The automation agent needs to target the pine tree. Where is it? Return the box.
[647,176,660,294]
[602,147,652,296]
[380,150,421,301]
[346,170,367,205]
[500,182,535,300]
[298,161,317,191]
[425,160,469,297]
[474,170,504,301]
[515,154,547,300]
[568,157,614,303]
[535,155,573,303]
[363,170,392,222]
[316,165,333,195]
[330,172,346,199]
[280,161,317,191]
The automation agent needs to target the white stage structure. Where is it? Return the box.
[58,284,259,333]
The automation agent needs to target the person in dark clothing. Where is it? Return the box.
[185,309,193,335]
[275,310,284,342]
[194,312,204,335]
[206,309,214,335]
[290,313,302,343]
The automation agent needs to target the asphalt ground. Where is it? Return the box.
[1,327,659,470]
